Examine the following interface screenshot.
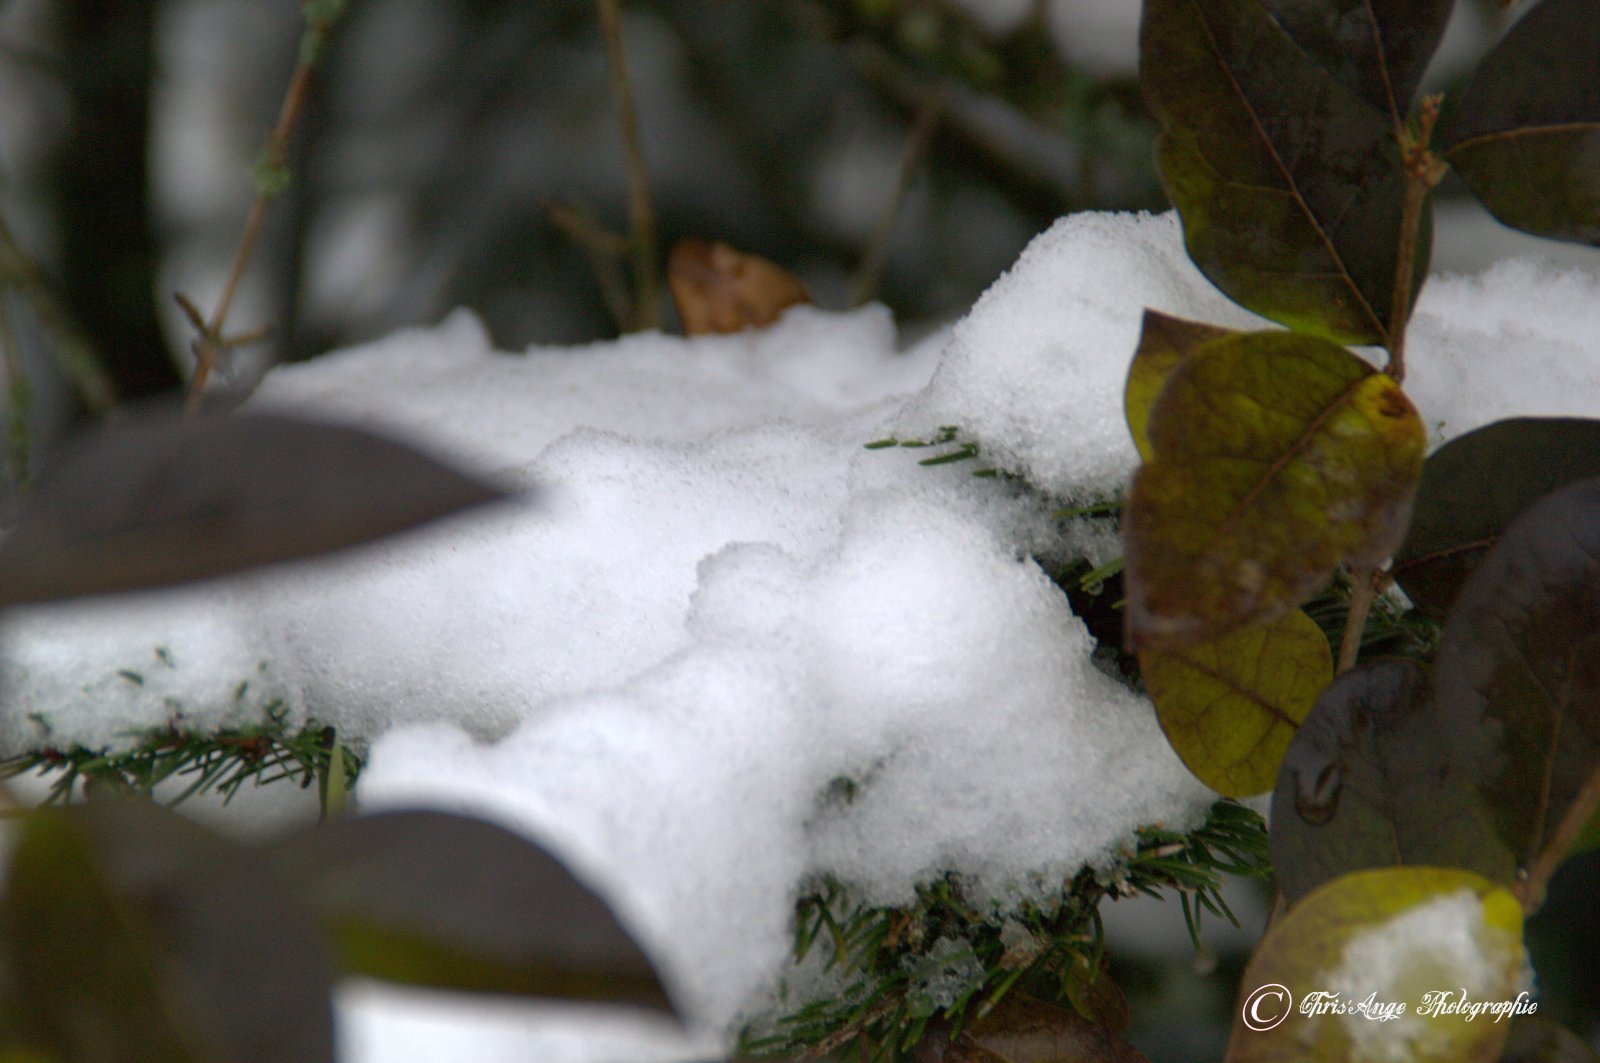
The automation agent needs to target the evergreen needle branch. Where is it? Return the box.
[183,0,346,406]
[745,802,1268,1060]
[596,0,661,333]
[0,705,362,808]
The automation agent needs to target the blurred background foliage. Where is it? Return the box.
[1,0,1529,432]
[5,0,1166,404]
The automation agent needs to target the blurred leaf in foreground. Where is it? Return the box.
[912,993,1148,1062]
[0,405,510,606]
[268,808,677,1012]
[0,799,335,1063]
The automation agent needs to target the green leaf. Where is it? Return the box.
[1124,310,1239,462]
[1123,330,1426,650]
[268,809,676,1012]
[1140,0,1430,344]
[1439,0,1600,246]
[1225,867,1525,1063]
[1140,609,1332,797]
[0,405,510,606]
[1433,476,1600,897]
[1256,0,1455,124]
[1394,417,1600,618]
[0,800,335,1063]
[1270,659,1515,905]
[1497,1017,1600,1063]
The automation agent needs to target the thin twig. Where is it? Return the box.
[546,202,635,332]
[847,36,1082,206]
[595,0,661,332]
[183,5,344,407]
[0,214,116,412]
[1337,566,1380,673]
[852,90,945,307]
[0,286,28,491]
[1385,94,1447,384]
[1517,764,1600,915]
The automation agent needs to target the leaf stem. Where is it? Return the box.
[1517,763,1600,915]
[1385,94,1447,384]
[1337,567,1380,673]
[596,0,661,333]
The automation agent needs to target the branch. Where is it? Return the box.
[852,89,945,307]
[0,283,29,489]
[181,3,346,406]
[1517,764,1600,915]
[546,202,635,333]
[0,214,117,412]
[1336,567,1381,673]
[596,0,661,332]
[1385,94,1447,384]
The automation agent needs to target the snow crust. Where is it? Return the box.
[896,211,1265,497]
[3,210,1599,1059]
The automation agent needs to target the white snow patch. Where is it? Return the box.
[4,210,1598,1059]
[337,984,713,1063]
[897,211,1275,499]
[1324,890,1521,1063]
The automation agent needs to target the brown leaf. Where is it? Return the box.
[916,995,1149,1063]
[668,240,809,336]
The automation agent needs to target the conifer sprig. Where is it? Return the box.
[743,800,1269,1061]
[0,701,361,808]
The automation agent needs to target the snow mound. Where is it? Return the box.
[5,210,1599,1059]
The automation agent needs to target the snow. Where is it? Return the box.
[896,211,1265,499]
[1405,256,1600,443]
[1323,889,1523,1063]
[337,986,713,1063]
[3,210,1599,1059]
